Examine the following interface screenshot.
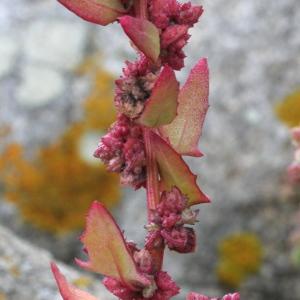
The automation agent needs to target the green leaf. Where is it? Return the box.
[57,0,126,26]
[51,263,98,300]
[138,66,179,127]
[76,201,150,289]
[161,58,209,157]
[119,16,160,62]
[150,131,210,206]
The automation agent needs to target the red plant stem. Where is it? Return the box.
[136,0,164,274]
[144,128,160,214]
[134,0,148,19]
[144,127,164,272]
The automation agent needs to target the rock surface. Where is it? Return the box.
[0,224,115,300]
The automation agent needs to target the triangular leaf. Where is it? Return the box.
[138,66,179,127]
[119,16,160,62]
[76,201,150,289]
[150,131,210,206]
[51,263,98,300]
[161,58,209,157]
[57,0,126,26]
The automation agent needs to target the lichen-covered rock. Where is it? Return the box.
[0,225,115,300]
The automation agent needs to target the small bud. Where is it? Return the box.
[134,249,153,274]
[142,279,157,298]
[288,162,300,184]
[291,127,300,146]
[115,59,158,118]
[161,227,196,253]
[145,229,164,250]
[94,114,146,188]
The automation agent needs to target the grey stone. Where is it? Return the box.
[0,34,19,78]
[24,20,88,71]
[16,65,66,107]
[0,224,115,300]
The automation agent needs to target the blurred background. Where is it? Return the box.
[0,0,300,299]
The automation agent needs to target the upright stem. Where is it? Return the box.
[144,128,160,217]
[134,0,148,19]
[137,0,164,274]
[144,128,164,272]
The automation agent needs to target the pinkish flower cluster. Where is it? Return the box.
[104,270,179,300]
[115,56,159,118]
[146,187,199,253]
[94,114,146,188]
[149,0,203,70]
[287,127,300,184]
[101,241,179,300]
[52,1,240,300]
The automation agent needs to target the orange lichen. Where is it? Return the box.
[216,232,263,288]
[0,293,7,300]
[275,90,300,128]
[82,73,116,130]
[0,61,120,233]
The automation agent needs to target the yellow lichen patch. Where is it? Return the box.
[0,63,120,233]
[216,232,263,288]
[9,265,21,278]
[72,276,93,288]
[78,55,117,131]
[275,90,300,127]
[0,292,7,300]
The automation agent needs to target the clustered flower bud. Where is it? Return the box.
[149,0,203,70]
[288,126,300,184]
[103,247,179,300]
[115,56,159,118]
[146,187,199,253]
[94,114,146,188]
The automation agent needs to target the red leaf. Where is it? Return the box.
[51,262,98,300]
[150,131,210,206]
[76,201,150,289]
[119,16,160,62]
[161,58,209,157]
[57,0,126,26]
[138,66,179,127]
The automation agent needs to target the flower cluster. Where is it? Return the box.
[115,57,159,118]
[287,127,300,184]
[94,114,146,189]
[146,187,199,253]
[104,269,179,300]
[103,241,180,300]
[149,0,203,70]
[52,0,240,299]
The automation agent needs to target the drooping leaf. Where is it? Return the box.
[161,58,209,157]
[150,131,210,206]
[51,263,98,300]
[57,0,126,26]
[76,201,150,289]
[119,16,160,62]
[138,66,179,127]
